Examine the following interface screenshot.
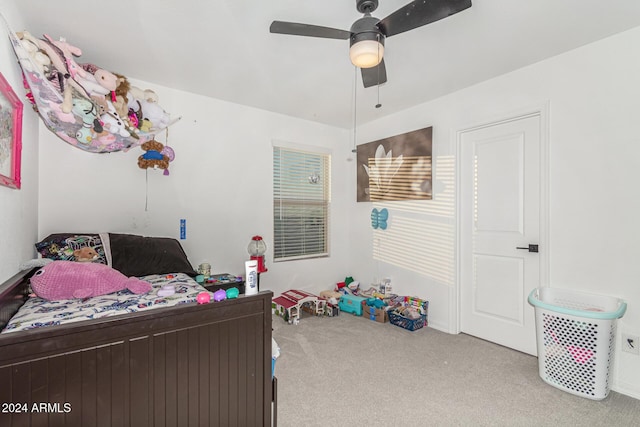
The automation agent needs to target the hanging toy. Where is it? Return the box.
[137,139,174,175]
[160,145,175,175]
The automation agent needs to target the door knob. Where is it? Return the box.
[516,244,538,253]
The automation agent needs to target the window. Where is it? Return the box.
[273,145,330,261]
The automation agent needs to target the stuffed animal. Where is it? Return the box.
[76,71,112,98]
[30,260,151,300]
[77,63,118,112]
[138,140,174,175]
[137,98,170,130]
[73,247,99,262]
[112,73,131,118]
[44,100,76,123]
[71,97,101,128]
[71,96,109,144]
[15,31,51,74]
[40,35,116,114]
[43,34,86,80]
[129,86,159,103]
[126,87,169,130]
[81,63,117,92]
[75,126,93,145]
[138,118,152,132]
[41,36,90,95]
[101,101,131,137]
[71,97,107,145]
[114,73,130,99]
[16,32,75,112]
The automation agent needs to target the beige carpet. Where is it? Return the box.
[272,312,640,426]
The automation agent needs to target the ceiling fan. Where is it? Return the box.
[270,0,472,88]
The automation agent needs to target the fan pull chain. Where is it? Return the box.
[352,65,358,153]
[145,168,149,211]
[376,33,382,109]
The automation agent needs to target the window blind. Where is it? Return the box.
[273,146,330,261]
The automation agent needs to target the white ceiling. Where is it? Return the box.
[13,0,640,129]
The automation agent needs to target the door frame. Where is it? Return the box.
[451,103,550,335]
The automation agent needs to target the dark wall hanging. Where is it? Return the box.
[356,126,432,202]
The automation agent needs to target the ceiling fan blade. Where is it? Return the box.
[361,59,387,88]
[378,0,472,38]
[270,21,351,40]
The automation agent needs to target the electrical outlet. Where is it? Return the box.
[621,334,640,355]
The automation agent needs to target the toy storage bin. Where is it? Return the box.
[388,311,427,331]
[388,297,429,331]
[528,287,626,400]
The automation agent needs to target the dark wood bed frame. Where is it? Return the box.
[0,268,274,426]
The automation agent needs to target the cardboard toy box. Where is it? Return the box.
[364,305,388,323]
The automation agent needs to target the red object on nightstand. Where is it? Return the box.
[248,235,268,273]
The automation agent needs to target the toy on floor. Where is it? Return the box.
[319,290,342,305]
[366,297,387,309]
[338,294,366,316]
[336,276,361,296]
[326,302,340,317]
[272,289,327,325]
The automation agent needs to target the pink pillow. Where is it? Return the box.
[31,260,151,300]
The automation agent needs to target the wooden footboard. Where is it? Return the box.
[0,269,273,426]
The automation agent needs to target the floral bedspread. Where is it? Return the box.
[1,273,207,333]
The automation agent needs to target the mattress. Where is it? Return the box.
[1,273,208,333]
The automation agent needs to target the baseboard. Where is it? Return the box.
[427,321,448,333]
[612,381,640,400]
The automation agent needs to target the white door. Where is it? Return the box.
[459,113,544,355]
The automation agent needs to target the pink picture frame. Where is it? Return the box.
[0,72,23,189]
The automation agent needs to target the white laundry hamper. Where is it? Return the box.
[528,287,626,400]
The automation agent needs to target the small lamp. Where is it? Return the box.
[247,235,268,273]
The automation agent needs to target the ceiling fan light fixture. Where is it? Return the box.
[271,0,473,86]
[349,39,384,68]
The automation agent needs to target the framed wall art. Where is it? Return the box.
[0,72,23,189]
[356,126,432,202]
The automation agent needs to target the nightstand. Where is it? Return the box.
[202,273,245,294]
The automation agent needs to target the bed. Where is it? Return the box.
[0,233,273,426]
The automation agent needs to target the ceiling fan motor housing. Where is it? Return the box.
[356,0,379,14]
[350,15,385,47]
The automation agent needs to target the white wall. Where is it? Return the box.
[5,0,639,399]
[349,26,640,398]
[37,79,352,296]
[0,3,39,283]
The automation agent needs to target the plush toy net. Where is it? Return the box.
[6,24,179,154]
